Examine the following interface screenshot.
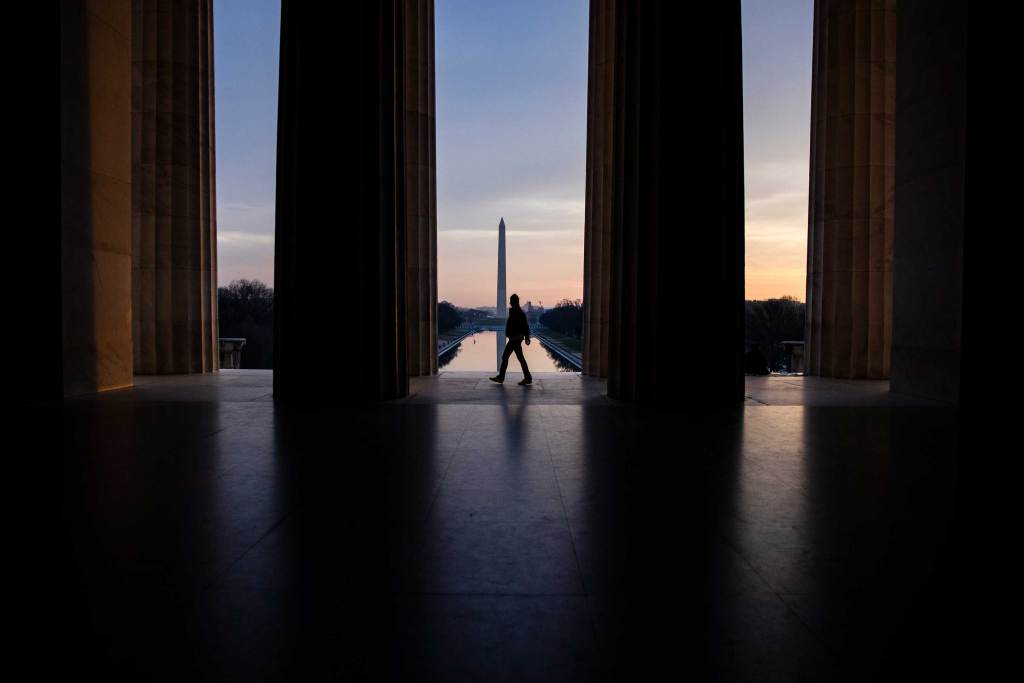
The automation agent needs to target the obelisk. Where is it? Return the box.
[496,217,507,318]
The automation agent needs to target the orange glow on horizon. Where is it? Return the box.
[437,222,807,308]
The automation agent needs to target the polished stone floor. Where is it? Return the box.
[45,371,970,680]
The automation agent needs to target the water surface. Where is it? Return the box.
[440,331,578,373]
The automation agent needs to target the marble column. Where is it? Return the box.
[60,0,134,396]
[805,0,896,379]
[603,1,745,403]
[582,0,615,379]
[274,0,409,403]
[404,0,438,376]
[131,0,218,375]
[890,0,966,403]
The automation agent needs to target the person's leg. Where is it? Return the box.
[497,340,514,380]
[513,340,532,381]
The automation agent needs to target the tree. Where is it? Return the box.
[438,301,463,334]
[218,279,274,368]
[744,296,805,371]
[539,299,583,337]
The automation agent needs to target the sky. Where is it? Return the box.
[213,0,813,304]
[741,0,814,300]
[435,0,590,309]
[213,0,280,286]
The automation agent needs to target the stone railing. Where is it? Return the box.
[219,338,247,369]
[780,341,805,374]
[437,326,479,357]
[534,335,583,371]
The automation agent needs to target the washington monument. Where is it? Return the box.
[496,217,507,318]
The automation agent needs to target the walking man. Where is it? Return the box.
[490,294,533,385]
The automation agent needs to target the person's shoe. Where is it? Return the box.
[518,378,533,385]
[489,376,503,383]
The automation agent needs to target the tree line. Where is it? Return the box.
[540,299,583,338]
[218,283,469,368]
[536,296,805,371]
[438,301,462,334]
[218,279,274,368]
[745,296,805,371]
[219,279,805,372]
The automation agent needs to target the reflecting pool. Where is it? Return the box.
[439,331,579,373]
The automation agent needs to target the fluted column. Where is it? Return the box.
[891,0,966,403]
[131,0,218,375]
[404,0,438,376]
[60,0,134,396]
[582,0,615,378]
[603,1,745,403]
[274,0,408,403]
[805,0,895,379]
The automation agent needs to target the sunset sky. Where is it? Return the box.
[741,0,813,301]
[214,0,813,304]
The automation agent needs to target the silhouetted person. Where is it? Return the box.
[744,343,770,375]
[490,294,533,385]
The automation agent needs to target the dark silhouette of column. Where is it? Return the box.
[60,0,134,396]
[601,1,745,403]
[131,0,218,375]
[274,1,409,403]
[891,0,966,403]
[404,0,438,376]
[582,0,615,379]
[805,0,896,379]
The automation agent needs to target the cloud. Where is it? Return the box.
[746,231,806,301]
[439,228,581,239]
[745,184,807,242]
[515,196,585,218]
[743,160,808,299]
[217,200,275,233]
[218,230,275,246]
[219,200,269,212]
[745,159,808,185]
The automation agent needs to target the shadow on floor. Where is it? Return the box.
[43,371,975,680]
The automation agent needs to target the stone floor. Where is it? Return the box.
[45,370,971,680]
